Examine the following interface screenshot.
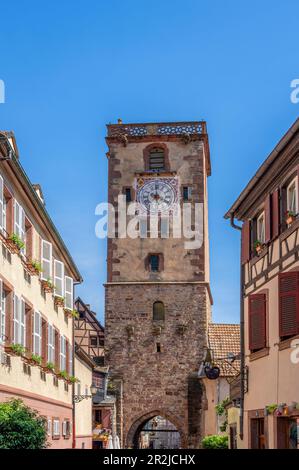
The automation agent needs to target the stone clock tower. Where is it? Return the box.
[104,120,212,448]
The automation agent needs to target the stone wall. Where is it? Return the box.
[105,283,209,448]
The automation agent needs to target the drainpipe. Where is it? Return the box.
[229,214,244,441]
[72,282,80,449]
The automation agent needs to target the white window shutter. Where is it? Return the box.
[62,421,66,436]
[33,311,41,355]
[0,175,3,232]
[69,342,73,375]
[14,200,20,236]
[41,240,52,280]
[20,298,26,347]
[13,295,20,344]
[64,276,73,310]
[54,260,64,297]
[0,279,4,344]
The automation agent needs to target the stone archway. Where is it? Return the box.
[126,410,187,449]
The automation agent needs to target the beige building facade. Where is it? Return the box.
[0,131,82,448]
[226,118,299,449]
[74,347,93,449]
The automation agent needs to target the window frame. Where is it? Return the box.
[33,311,42,355]
[0,280,5,344]
[54,259,64,298]
[48,323,55,364]
[60,335,66,371]
[287,177,298,215]
[52,419,60,438]
[41,240,52,281]
[256,211,265,244]
[64,276,73,310]
[14,200,26,255]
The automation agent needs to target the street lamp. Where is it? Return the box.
[73,384,98,403]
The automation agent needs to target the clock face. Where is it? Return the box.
[137,178,178,214]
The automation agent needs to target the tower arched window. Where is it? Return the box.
[153,301,165,321]
[149,148,165,171]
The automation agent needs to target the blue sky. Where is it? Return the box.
[1,0,299,324]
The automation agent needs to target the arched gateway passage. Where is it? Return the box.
[127,412,185,449]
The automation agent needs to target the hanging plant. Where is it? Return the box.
[265,403,278,414]
[30,353,42,366]
[254,240,263,255]
[286,210,296,225]
[44,362,55,373]
[54,296,65,307]
[41,278,55,293]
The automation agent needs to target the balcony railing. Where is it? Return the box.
[107,121,206,138]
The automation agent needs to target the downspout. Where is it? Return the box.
[229,214,244,441]
[72,283,80,449]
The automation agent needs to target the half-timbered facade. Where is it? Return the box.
[74,297,104,364]
[225,118,299,449]
[0,131,82,448]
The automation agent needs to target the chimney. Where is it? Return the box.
[32,184,45,205]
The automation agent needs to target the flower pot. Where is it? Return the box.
[286,215,295,225]
[41,280,54,293]
[24,262,40,276]
[54,297,64,307]
[4,239,20,254]
[255,245,262,255]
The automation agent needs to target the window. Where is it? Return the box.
[13,295,26,347]
[68,341,72,375]
[183,186,191,202]
[77,382,81,396]
[149,255,159,272]
[62,420,70,438]
[41,240,52,280]
[60,335,66,371]
[90,336,98,347]
[0,175,5,233]
[47,419,52,436]
[53,419,60,437]
[14,200,25,254]
[64,276,73,310]
[156,343,161,353]
[287,178,298,214]
[279,272,299,339]
[248,294,266,352]
[153,301,165,321]
[33,311,41,355]
[256,212,265,244]
[54,260,64,297]
[0,280,5,344]
[160,217,169,238]
[149,148,165,171]
[125,188,132,203]
[94,409,102,424]
[48,324,55,363]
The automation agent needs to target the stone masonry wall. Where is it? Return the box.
[105,283,208,448]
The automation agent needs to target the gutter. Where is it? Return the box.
[229,214,244,441]
[224,118,299,219]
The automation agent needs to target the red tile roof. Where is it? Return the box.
[208,323,240,377]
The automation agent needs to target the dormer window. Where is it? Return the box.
[287,177,297,215]
[149,148,165,171]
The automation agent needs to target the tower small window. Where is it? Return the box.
[149,148,165,171]
[153,301,165,321]
[125,188,132,203]
[183,186,191,202]
[156,343,161,353]
[150,255,159,272]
